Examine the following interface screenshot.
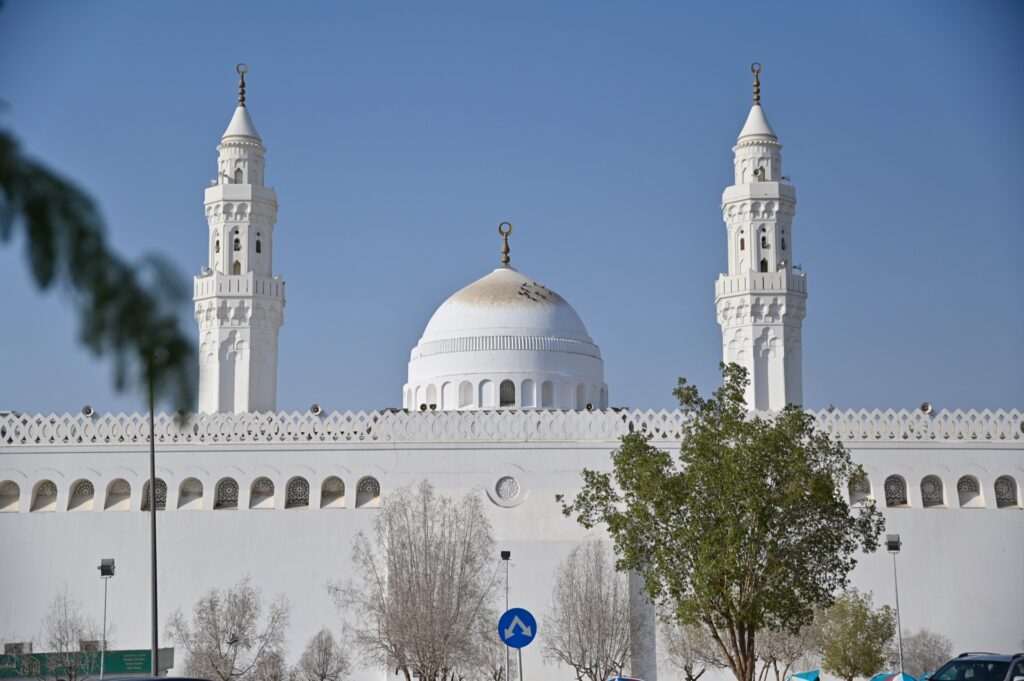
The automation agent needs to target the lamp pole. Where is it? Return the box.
[501,551,510,681]
[98,559,115,680]
[147,359,159,676]
[886,534,904,674]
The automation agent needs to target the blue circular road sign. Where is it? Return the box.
[498,607,537,649]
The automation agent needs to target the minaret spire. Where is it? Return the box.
[237,63,247,107]
[498,221,512,267]
[751,62,761,105]
[715,65,806,411]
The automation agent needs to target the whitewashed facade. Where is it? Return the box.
[0,68,1022,681]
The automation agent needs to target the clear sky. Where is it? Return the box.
[0,1,1021,415]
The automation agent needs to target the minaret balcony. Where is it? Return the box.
[715,270,807,298]
[194,270,285,301]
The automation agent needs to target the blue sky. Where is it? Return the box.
[1,1,1021,414]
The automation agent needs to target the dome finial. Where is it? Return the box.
[236,63,248,107]
[498,221,513,267]
[751,62,762,105]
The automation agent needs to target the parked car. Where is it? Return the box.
[929,652,1024,681]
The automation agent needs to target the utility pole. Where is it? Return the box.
[147,360,158,676]
[886,534,904,673]
[501,551,511,681]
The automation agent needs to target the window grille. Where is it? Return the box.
[286,478,310,508]
[994,476,1018,508]
[142,479,167,510]
[920,475,944,507]
[215,479,239,509]
[884,476,907,507]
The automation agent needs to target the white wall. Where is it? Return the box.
[1,411,1021,680]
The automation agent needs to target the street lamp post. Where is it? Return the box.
[97,559,115,680]
[501,551,511,681]
[886,534,904,674]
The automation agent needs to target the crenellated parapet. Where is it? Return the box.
[2,408,1020,447]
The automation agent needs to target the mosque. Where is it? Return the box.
[0,65,1021,681]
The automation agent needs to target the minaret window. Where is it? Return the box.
[215,240,220,253]
[233,238,241,251]
[256,239,262,254]
[740,238,745,251]
[759,258,769,273]
[781,237,786,250]
[234,168,243,184]
[233,260,241,275]
[761,235,769,249]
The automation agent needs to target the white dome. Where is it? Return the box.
[420,267,594,344]
[405,267,607,411]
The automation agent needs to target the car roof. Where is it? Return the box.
[954,653,1019,662]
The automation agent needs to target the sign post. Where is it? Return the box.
[498,608,536,681]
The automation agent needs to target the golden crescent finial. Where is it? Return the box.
[751,62,762,105]
[236,63,248,107]
[498,221,513,267]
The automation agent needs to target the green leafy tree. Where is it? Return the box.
[559,363,884,681]
[817,589,895,681]
[0,129,194,408]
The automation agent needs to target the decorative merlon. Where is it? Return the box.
[1,409,1021,448]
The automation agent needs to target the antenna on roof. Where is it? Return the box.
[498,221,513,267]
[236,63,248,107]
[751,62,762,105]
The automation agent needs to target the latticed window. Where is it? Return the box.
[73,480,94,498]
[321,477,345,509]
[286,478,309,508]
[37,481,57,497]
[215,479,239,509]
[356,477,380,509]
[884,475,907,507]
[110,479,130,496]
[957,475,982,508]
[252,478,274,495]
[957,477,978,494]
[499,380,515,407]
[142,479,167,510]
[920,475,944,508]
[994,476,1018,508]
[848,475,871,505]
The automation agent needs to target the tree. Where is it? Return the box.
[662,620,723,681]
[291,628,351,681]
[559,363,885,681]
[817,589,895,681]
[756,622,819,681]
[900,628,953,677]
[36,587,104,681]
[0,128,195,408]
[542,540,631,681]
[165,576,290,681]
[464,611,517,681]
[332,480,499,681]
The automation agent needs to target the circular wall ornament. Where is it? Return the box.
[496,476,520,500]
[486,472,528,508]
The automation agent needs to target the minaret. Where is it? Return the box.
[716,64,806,411]
[194,65,285,413]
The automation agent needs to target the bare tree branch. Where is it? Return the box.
[164,576,289,681]
[542,540,631,681]
[331,481,498,681]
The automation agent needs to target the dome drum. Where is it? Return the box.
[404,373,608,411]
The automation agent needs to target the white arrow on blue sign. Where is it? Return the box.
[497,608,537,649]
